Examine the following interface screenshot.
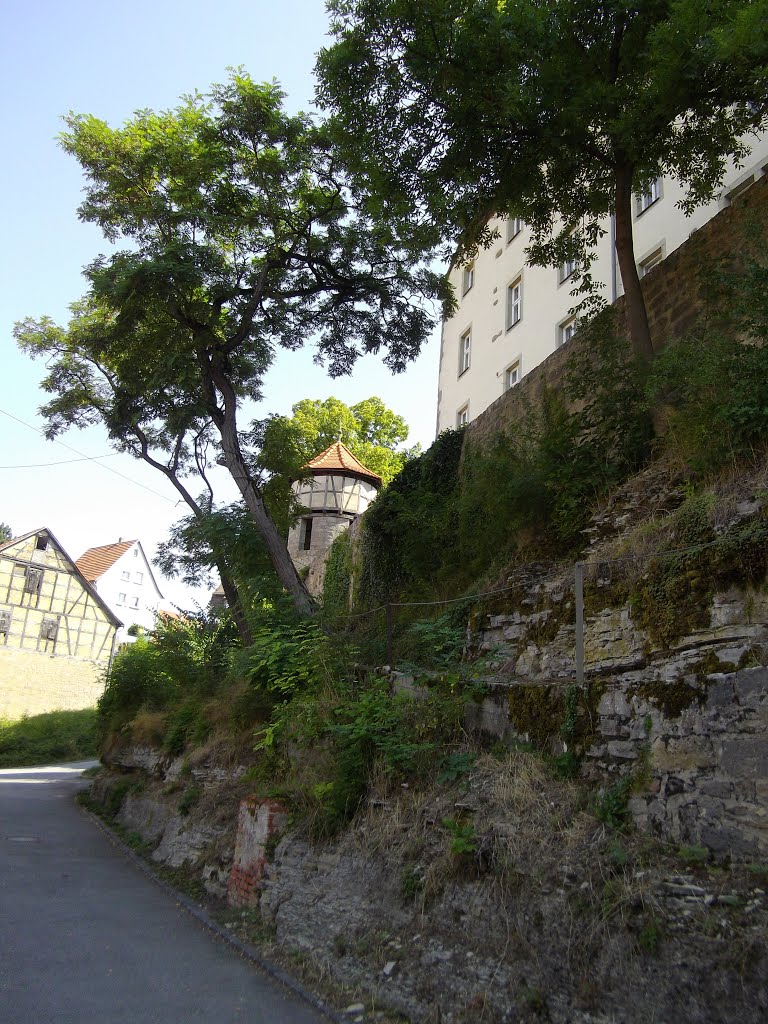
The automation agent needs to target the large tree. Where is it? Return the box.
[15,303,254,643]
[16,73,448,617]
[317,0,768,361]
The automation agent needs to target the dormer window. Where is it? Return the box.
[35,536,48,551]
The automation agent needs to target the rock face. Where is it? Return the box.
[464,474,768,861]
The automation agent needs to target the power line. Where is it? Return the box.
[0,455,119,469]
[0,407,176,504]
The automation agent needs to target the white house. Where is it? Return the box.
[76,539,163,641]
[437,134,768,433]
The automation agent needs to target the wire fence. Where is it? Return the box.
[327,537,725,673]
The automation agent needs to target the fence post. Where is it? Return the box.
[385,604,394,666]
[574,561,584,684]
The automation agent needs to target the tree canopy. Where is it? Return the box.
[252,395,418,532]
[317,0,768,360]
[15,72,448,617]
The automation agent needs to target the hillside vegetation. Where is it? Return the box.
[86,218,768,1024]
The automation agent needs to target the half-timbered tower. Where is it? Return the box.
[286,442,381,595]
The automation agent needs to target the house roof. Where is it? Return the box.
[301,442,382,487]
[0,527,122,628]
[75,540,137,583]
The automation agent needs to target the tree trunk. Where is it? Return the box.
[614,164,654,363]
[143,451,254,644]
[206,361,316,619]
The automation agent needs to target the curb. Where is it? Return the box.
[78,799,344,1024]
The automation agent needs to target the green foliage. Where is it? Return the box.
[164,701,209,756]
[631,510,768,647]
[678,844,710,867]
[320,0,766,358]
[98,615,237,739]
[0,709,98,768]
[16,72,448,618]
[247,618,332,697]
[648,328,768,475]
[255,395,419,533]
[638,916,664,954]
[0,522,11,543]
[398,614,466,670]
[356,428,466,604]
[177,785,202,817]
[322,531,353,618]
[441,817,477,856]
[400,865,425,901]
[352,316,650,605]
[595,777,633,831]
[436,752,476,785]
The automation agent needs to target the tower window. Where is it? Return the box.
[300,518,313,551]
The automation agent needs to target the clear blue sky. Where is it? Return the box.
[0,0,442,609]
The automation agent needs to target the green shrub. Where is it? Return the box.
[0,709,98,767]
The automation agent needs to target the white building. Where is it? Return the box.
[437,137,768,434]
[75,539,164,642]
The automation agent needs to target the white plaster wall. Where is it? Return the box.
[437,136,768,434]
[94,543,163,637]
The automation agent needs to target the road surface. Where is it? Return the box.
[0,763,327,1023]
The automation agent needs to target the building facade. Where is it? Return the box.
[437,137,768,433]
[76,539,164,641]
[286,441,381,596]
[0,528,120,718]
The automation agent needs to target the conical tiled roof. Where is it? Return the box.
[301,442,382,486]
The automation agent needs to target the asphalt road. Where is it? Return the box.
[0,763,327,1024]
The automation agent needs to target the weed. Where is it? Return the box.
[638,915,664,954]
[178,785,202,816]
[678,844,709,867]
[442,817,477,856]
[595,777,632,831]
[436,752,476,785]
[400,865,425,901]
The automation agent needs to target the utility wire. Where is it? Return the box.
[0,455,119,469]
[0,407,176,504]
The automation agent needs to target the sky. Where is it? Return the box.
[0,0,443,611]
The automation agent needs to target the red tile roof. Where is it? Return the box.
[75,540,136,583]
[302,442,382,486]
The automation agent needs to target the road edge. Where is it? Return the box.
[78,800,345,1024]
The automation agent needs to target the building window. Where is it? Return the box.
[35,536,48,551]
[0,611,11,635]
[133,548,139,558]
[24,567,43,595]
[639,247,663,277]
[117,592,127,606]
[559,257,578,284]
[121,570,130,581]
[130,596,140,609]
[506,279,522,330]
[459,328,471,376]
[558,317,578,347]
[299,517,313,551]
[504,362,520,391]
[135,572,144,585]
[636,177,662,214]
[506,216,523,243]
[461,263,475,295]
[40,617,58,641]
[457,405,469,428]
